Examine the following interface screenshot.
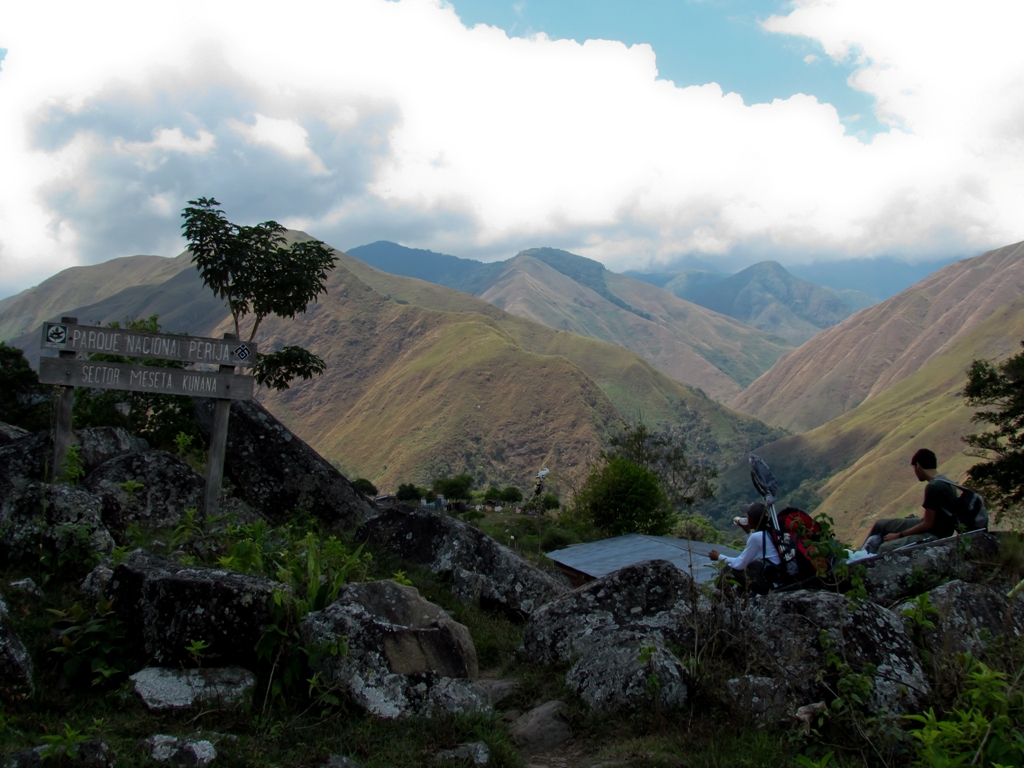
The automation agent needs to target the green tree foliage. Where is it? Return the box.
[73,316,201,450]
[0,341,49,430]
[483,485,502,503]
[963,341,1024,517]
[181,197,336,391]
[395,483,421,502]
[500,485,523,503]
[432,474,474,500]
[540,492,560,511]
[352,478,377,497]
[604,420,718,509]
[672,512,724,544]
[577,458,673,536]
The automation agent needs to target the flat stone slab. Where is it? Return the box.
[131,667,255,711]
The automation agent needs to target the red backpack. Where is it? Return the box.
[768,507,826,584]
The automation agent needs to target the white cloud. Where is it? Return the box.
[1,0,1023,298]
[228,114,328,175]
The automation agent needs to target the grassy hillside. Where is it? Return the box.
[11,235,783,498]
[733,241,1024,433]
[720,294,1024,543]
[341,242,794,404]
[0,253,188,343]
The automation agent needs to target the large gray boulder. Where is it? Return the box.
[0,427,145,496]
[897,580,1024,660]
[300,580,487,719]
[84,451,206,530]
[736,590,929,717]
[0,482,114,565]
[194,399,375,528]
[0,421,29,445]
[0,595,34,703]
[564,629,689,714]
[861,534,999,605]
[107,549,277,668]
[357,508,568,619]
[522,559,707,665]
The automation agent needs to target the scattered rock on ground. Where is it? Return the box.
[301,579,488,718]
[522,559,701,665]
[107,549,277,668]
[84,451,205,530]
[738,590,930,716]
[565,630,689,714]
[0,481,114,565]
[511,701,572,754]
[130,666,256,711]
[434,742,490,765]
[357,508,568,619]
[898,579,1024,659]
[195,399,375,528]
[141,735,217,767]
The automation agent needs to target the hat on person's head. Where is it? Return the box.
[739,502,767,516]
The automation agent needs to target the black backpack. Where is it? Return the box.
[936,478,989,532]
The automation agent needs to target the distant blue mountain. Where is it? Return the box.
[786,255,965,300]
[346,241,505,295]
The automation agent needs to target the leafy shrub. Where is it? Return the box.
[576,458,673,536]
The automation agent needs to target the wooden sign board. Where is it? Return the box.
[39,357,254,400]
[41,322,257,367]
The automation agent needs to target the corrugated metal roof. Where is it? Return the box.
[545,535,741,584]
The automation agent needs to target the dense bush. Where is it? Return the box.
[576,458,673,536]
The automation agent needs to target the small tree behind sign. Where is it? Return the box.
[181,197,336,391]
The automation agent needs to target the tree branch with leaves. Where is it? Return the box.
[181,198,337,391]
[963,341,1024,518]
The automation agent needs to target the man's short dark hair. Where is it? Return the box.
[911,449,937,469]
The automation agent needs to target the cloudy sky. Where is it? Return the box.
[1,0,1022,299]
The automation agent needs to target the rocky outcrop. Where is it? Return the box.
[0,427,145,498]
[0,595,34,703]
[195,399,375,528]
[898,580,1024,659]
[84,451,205,530]
[522,559,708,665]
[861,534,999,605]
[73,427,148,474]
[0,482,114,565]
[130,666,256,711]
[0,421,29,445]
[737,590,930,717]
[357,508,568,619]
[565,629,689,714]
[301,580,487,718]
[723,675,794,723]
[107,549,277,668]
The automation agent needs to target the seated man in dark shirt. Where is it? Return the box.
[861,448,960,555]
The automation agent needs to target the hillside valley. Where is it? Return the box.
[4,236,782,496]
[733,240,1024,433]
[350,242,795,401]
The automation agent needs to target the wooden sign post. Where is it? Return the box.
[39,321,257,518]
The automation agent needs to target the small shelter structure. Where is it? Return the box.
[545,535,740,587]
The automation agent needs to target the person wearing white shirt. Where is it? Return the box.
[708,502,781,594]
